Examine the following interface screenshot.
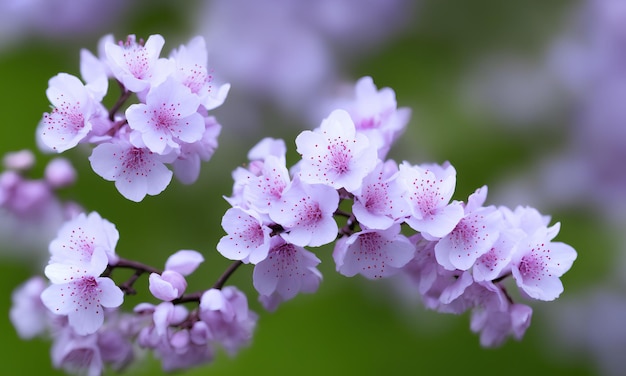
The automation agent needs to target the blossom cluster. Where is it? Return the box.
[217,77,577,346]
[8,33,577,375]
[37,34,228,201]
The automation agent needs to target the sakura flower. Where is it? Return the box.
[434,186,503,271]
[164,249,205,276]
[49,211,119,266]
[51,328,104,376]
[169,35,231,111]
[105,34,173,94]
[41,248,124,335]
[89,137,175,202]
[338,76,411,159]
[396,161,464,239]
[333,224,415,279]
[295,109,378,192]
[510,224,577,301]
[471,298,533,347]
[269,176,339,247]
[126,77,205,155]
[242,154,291,214]
[217,207,272,264]
[352,159,403,230]
[253,237,322,311]
[39,73,107,152]
[472,228,521,282]
[199,286,257,355]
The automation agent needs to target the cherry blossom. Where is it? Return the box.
[396,161,464,238]
[336,76,411,158]
[89,137,175,202]
[126,77,205,155]
[295,109,378,192]
[39,73,107,152]
[41,248,123,335]
[510,224,577,301]
[169,35,231,111]
[48,211,119,266]
[217,207,272,264]
[269,176,339,247]
[172,116,221,185]
[104,34,173,94]
[242,154,291,214]
[333,224,415,279]
[351,160,403,230]
[434,186,503,271]
[252,237,322,311]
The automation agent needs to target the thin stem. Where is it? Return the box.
[108,81,133,121]
[213,260,244,290]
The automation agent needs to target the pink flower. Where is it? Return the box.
[510,224,577,301]
[253,237,322,311]
[295,109,378,192]
[352,160,403,230]
[396,161,464,238]
[105,34,173,93]
[39,73,107,152]
[434,186,503,271]
[126,77,205,155]
[10,276,50,339]
[149,250,204,302]
[333,225,415,279]
[89,137,175,202]
[269,177,339,247]
[242,154,291,214]
[169,35,231,111]
[41,249,123,335]
[49,211,119,266]
[217,207,272,264]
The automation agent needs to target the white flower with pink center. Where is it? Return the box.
[253,237,322,311]
[396,161,464,238]
[39,73,107,153]
[352,160,403,230]
[473,229,523,282]
[341,76,411,159]
[333,224,415,279]
[295,109,378,193]
[105,34,173,93]
[434,186,503,271]
[510,224,577,301]
[41,248,123,335]
[89,137,175,202]
[49,211,119,266]
[243,155,291,214]
[126,77,205,155]
[269,177,339,247]
[217,207,272,264]
[169,35,231,111]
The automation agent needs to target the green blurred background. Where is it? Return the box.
[0,0,610,375]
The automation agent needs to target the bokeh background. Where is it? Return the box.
[1,0,621,375]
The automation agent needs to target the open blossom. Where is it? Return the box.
[242,155,291,214]
[126,77,205,155]
[510,224,577,301]
[217,207,272,264]
[49,211,119,266]
[41,247,123,335]
[253,237,322,311]
[336,76,411,159]
[89,136,176,202]
[169,35,231,111]
[269,176,339,247]
[352,160,403,230]
[295,109,378,192]
[105,34,173,94]
[434,186,503,271]
[333,224,415,279]
[39,73,107,152]
[396,161,464,239]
